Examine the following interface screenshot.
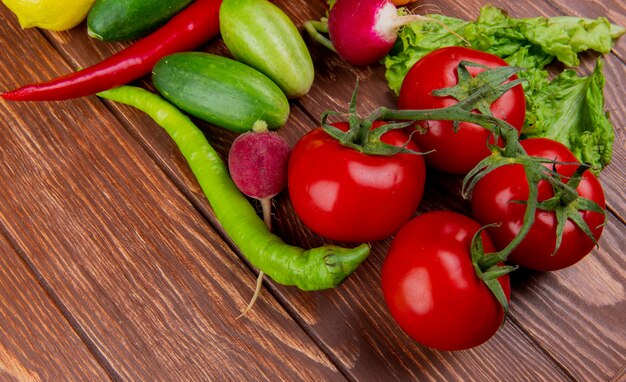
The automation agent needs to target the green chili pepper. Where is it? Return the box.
[98,86,370,291]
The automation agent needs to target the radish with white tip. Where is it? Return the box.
[228,120,291,317]
[305,0,466,66]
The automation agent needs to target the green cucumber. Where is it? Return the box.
[220,0,314,99]
[152,52,290,133]
[87,0,193,41]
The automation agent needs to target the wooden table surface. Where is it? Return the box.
[0,0,624,381]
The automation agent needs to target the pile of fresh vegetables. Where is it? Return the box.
[1,0,623,352]
[2,0,369,295]
[303,0,621,351]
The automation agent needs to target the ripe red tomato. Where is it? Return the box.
[471,138,606,271]
[288,121,426,242]
[398,46,526,174]
[381,211,510,351]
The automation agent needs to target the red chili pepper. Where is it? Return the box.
[1,0,222,101]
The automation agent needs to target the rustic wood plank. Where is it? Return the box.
[297,2,626,380]
[29,2,611,382]
[0,233,111,381]
[509,219,626,381]
[1,0,623,381]
[295,1,626,380]
[60,0,626,379]
[103,103,572,381]
[0,7,345,381]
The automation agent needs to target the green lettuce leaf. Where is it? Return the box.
[524,59,613,173]
[384,5,624,94]
[383,5,624,172]
[385,14,472,93]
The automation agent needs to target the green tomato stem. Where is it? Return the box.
[478,166,540,269]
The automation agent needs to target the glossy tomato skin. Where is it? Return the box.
[381,211,510,351]
[471,138,606,271]
[398,46,526,174]
[288,121,426,242]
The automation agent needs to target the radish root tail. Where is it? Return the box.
[237,271,265,319]
[238,198,273,319]
[260,198,273,232]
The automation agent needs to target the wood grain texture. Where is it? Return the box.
[0,0,624,381]
[0,233,111,381]
[33,1,626,382]
[32,3,574,381]
[509,220,626,381]
[291,2,626,379]
[0,7,344,381]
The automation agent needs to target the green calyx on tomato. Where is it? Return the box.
[469,138,606,272]
[395,58,609,274]
[469,225,517,315]
[431,61,525,130]
[464,136,607,271]
[323,61,527,157]
[538,164,607,253]
[397,47,527,175]
[321,83,420,156]
[372,65,526,139]
[288,118,427,243]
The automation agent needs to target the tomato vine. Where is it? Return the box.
[323,60,606,314]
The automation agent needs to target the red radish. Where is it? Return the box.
[325,0,464,66]
[228,120,291,317]
[228,121,291,229]
[327,0,418,65]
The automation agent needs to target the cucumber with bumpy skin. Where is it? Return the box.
[152,52,290,133]
[220,0,314,99]
[87,0,193,41]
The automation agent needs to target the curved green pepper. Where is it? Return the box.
[98,86,370,290]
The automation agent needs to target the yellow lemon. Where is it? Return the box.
[2,0,95,31]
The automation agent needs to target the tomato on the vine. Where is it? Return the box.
[381,211,510,351]
[398,46,526,174]
[471,138,606,271]
[288,121,426,243]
